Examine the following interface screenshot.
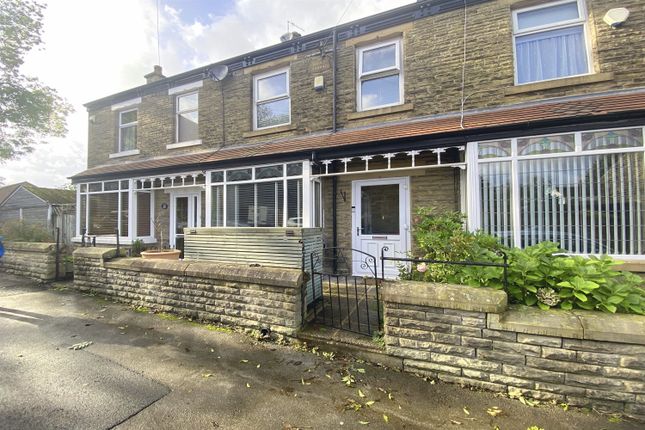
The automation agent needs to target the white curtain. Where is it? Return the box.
[516,26,588,84]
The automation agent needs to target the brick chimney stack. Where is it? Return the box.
[144,65,165,84]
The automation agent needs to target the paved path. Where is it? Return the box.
[0,274,640,429]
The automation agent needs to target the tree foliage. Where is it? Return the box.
[0,0,72,161]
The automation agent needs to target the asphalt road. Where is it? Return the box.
[0,274,640,430]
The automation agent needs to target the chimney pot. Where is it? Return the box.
[144,65,165,84]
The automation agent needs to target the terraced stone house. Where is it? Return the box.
[71,0,645,276]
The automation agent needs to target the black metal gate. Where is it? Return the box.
[306,248,382,336]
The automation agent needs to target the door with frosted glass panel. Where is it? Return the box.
[352,178,409,278]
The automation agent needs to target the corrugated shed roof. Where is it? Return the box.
[71,90,645,181]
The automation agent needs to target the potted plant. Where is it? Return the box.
[141,212,181,260]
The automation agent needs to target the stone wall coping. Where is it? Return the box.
[488,304,645,345]
[73,247,118,260]
[383,280,507,313]
[104,258,303,288]
[4,241,55,252]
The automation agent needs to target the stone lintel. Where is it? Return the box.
[383,280,507,313]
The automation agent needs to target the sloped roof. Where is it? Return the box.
[71,89,645,182]
[0,182,26,206]
[23,184,75,204]
[0,182,75,206]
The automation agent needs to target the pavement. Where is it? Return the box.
[0,273,641,430]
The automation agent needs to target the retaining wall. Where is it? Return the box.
[0,241,65,281]
[383,281,645,420]
[72,247,303,334]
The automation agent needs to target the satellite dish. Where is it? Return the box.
[604,8,630,27]
[208,65,229,81]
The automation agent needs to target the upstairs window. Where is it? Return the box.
[253,68,290,130]
[176,92,199,142]
[513,0,590,85]
[357,39,402,111]
[118,109,137,152]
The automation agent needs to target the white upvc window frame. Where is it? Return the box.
[467,126,645,260]
[252,67,291,131]
[512,0,593,85]
[118,108,138,152]
[204,160,316,229]
[74,179,156,245]
[356,38,403,112]
[175,91,199,143]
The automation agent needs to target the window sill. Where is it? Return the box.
[505,72,614,96]
[167,139,202,150]
[243,124,297,138]
[348,103,414,121]
[109,149,140,159]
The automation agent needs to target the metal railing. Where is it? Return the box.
[380,246,510,289]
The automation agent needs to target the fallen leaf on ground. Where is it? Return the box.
[383,415,389,423]
[202,373,213,378]
[462,407,470,415]
[450,420,462,425]
[358,421,369,425]
[365,401,375,407]
[240,359,249,363]
[358,389,366,398]
[486,407,502,417]
[256,364,261,368]
[69,341,93,350]
[356,368,365,374]
[246,383,251,388]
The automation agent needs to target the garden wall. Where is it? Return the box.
[0,241,66,281]
[72,247,303,334]
[383,281,645,420]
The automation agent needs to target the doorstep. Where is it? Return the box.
[297,324,403,370]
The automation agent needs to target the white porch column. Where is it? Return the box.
[466,142,481,232]
[302,160,312,228]
[205,172,212,227]
[75,186,81,236]
[128,179,135,240]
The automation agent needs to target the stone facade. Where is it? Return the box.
[383,281,645,420]
[72,247,304,334]
[86,0,645,169]
[0,242,67,282]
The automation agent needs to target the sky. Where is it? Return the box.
[1,0,413,188]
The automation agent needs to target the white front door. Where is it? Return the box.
[352,177,410,278]
[170,192,201,252]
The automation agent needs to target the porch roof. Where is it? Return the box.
[71,89,645,182]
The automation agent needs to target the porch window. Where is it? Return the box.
[473,127,645,256]
[357,39,402,111]
[209,162,305,228]
[176,92,199,142]
[118,109,137,152]
[253,68,290,130]
[136,192,152,236]
[513,0,590,84]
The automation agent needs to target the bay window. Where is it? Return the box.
[79,180,130,237]
[209,162,307,228]
[513,0,590,85]
[471,127,645,256]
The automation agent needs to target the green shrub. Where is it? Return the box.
[131,239,144,257]
[401,208,644,315]
[0,220,52,242]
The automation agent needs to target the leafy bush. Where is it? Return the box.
[0,220,52,242]
[401,208,644,315]
[131,239,144,257]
